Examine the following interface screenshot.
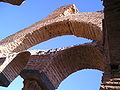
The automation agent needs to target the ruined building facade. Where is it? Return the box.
[0,0,120,90]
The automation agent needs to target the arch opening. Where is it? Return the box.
[0,11,103,53]
[0,76,23,90]
[29,35,92,50]
[56,69,103,90]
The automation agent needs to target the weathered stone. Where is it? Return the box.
[20,70,55,90]
[22,43,106,89]
[0,4,103,53]
[0,57,6,66]
[0,51,30,87]
[2,2,120,90]
[100,0,120,89]
[0,4,105,89]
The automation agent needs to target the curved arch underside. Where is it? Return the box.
[0,4,103,53]
[0,51,30,87]
[25,43,106,88]
[0,4,105,88]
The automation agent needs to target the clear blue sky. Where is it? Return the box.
[0,0,103,90]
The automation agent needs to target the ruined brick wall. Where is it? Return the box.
[100,0,120,89]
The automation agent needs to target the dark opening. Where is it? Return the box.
[111,64,119,70]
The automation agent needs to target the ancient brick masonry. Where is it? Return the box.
[0,51,30,87]
[20,43,106,89]
[0,1,120,90]
[0,4,105,89]
[100,0,120,90]
[0,4,103,53]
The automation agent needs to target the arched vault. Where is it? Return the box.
[0,42,106,88]
[0,4,103,53]
[21,43,106,89]
[0,4,105,89]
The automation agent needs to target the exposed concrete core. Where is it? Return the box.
[0,4,103,53]
[0,0,25,5]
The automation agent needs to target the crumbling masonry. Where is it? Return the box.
[0,0,120,90]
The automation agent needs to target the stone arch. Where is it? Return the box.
[37,44,106,88]
[0,12,103,53]
[13,20,102,52]
[0,4,104,88]
[0,51,30,87]
[20,44,106,90]
[0,4,103,53]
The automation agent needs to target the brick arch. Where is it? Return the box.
[0,4,104,88]
[0,4,103,53]
[0,12,103,53]
[0,51,30,87]
[12,20,102,52]
[41,44,106,88]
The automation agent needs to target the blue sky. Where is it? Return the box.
[0,0,103,90]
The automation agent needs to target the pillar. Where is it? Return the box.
[20,69,55,90]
